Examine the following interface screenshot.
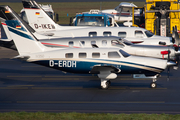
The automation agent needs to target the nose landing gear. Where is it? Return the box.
[101,79,111,89]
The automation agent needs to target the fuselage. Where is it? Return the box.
[34,25,172,46]
[28,48,167,76]
[39,36,178,60]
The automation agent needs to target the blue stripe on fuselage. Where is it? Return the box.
[32,59,163,76]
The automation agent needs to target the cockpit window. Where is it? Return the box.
[119,49,130,58]
[111,40,124,48]
[108,51,120,58]
[119,38,133,45]
[80,41,85,46]
[145,30,154,38]
[135,30,144,38]
[77,16,104,26]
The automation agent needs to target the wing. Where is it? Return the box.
[90,65,121,74]
[90,65,121,80]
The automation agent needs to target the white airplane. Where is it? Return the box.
[101,2,137,22]
[39,36,180,60]
[0,5,176,89]
[0,5,180,62]
[21,0,177,46]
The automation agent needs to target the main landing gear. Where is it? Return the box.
[101,79,111,89]
[150,78,157,88]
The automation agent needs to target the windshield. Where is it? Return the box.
[119,38,133,46]
[119,49,130,58]
[145,30,154,38]
[111,40,124,48]
[76,16,104,26]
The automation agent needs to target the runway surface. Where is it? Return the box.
[1,47,180,113]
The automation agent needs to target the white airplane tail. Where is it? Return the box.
[0,5,46,55]
[22,0,59,32]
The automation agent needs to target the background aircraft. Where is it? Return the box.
[101,2,137,22]
[21,0,177,46]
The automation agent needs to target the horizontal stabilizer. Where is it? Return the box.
[0,38,12,41]
[13,55,30,60]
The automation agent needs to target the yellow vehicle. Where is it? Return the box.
[132,0,180,37]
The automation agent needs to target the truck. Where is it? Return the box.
[132,0,180,37]
[70,9,119,27]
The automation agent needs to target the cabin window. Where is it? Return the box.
[111,40,124,48]
[79,53,87,58]
[65,53,73,58]
[122,7,132,13]
[108,51,120,58]
[118,32,126,38]
[102,40,107,46]
[91,41,96,45]
[89,32,97,37]
[69,41,74,47]
[135,30,144,38]
[80,41,85,47]
[92,52,100,58]
[91,41,97,48]
[103,31,111,36]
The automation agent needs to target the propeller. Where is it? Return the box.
[172,26,175,43]
[174,55,180,70]
[167,48,170,81]
[172,26,179,51]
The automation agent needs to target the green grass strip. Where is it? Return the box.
[1,112,180,120]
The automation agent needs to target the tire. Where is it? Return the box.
[150,82,157,88]
[101,81,110,89]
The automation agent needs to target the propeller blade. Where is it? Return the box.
[175,26,178,32]
[167,67,170,81]
[172,26,175,43]
[167,46,170,81]
[167,49,170,61]
[172,26,179,46]
[173,56,179,70]
[175,31,179,46]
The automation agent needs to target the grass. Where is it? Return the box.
[0,112,180,120]
[0,1,145,24]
